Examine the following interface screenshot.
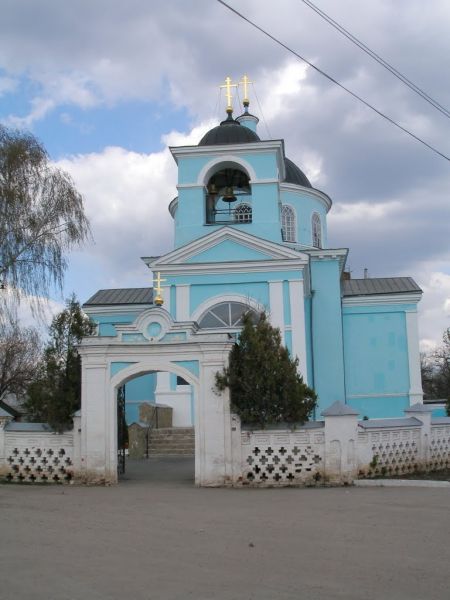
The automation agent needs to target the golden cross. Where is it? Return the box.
[240,74,253,104]
[220,76,237,112]
[153,272,166,296]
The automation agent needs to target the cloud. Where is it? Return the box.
[55,121,212,297]
[1,287,64,334]
[417,271,450,352]
[1,0,449,347]
[0,75,17,96]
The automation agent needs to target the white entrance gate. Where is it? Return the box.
[78,308,234,485]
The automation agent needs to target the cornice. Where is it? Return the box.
[280,183,332,212]
[342,292,422,306]
[308,248,348,274]
[170,140,284,160]
[168,196,178,217]
[84,305,150,316]
[147,226,310,267]
[144,259,308,277]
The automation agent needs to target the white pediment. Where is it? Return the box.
[147,227,309,271]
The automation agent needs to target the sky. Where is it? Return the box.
[0,0,449,350]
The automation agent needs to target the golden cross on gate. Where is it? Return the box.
[220,76,238,112]
[153,272,166,295]
[240,74,253,104]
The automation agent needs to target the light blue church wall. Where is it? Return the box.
[175,150,283,247]
[310,259,346,415]
[343,305,411,418]
[124,373,157,424]
[177,151,279,186]
[281,190,328,247]
[190,282,269,315]
[93,313,140,337]
[185,238,274,263]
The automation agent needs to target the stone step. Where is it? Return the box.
[149,438,194,443]
[148,448,194,455]
[149,439,194,446]
[150,427,194,436]
[147,426,195,456]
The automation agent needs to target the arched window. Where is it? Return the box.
[281,205,296,242]
[234,203,252,223]
[312,213,322,248]
[198,302,258,329]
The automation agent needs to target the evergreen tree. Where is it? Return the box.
[215,312,317,428]
[25,295,95,430]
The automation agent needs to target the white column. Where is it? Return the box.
[406,310,423,405]
[80,360,114,483]
[196,355,233,486]
[269,280,284,344]
[176,284,190,321]
[289,279,308,383]
[0,417,12,476]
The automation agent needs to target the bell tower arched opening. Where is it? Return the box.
[205,164,252,225]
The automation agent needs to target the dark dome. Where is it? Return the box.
[199,116,260,146]
[284,157,312,188]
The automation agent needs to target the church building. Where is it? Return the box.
[83,77,423,425]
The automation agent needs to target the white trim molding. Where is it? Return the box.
[196,155,257,185]
[289,279,308,383]
[269,281,285,344]
[342,292,422,307]
[280,183,332,212]
[176,284,190,321]
[191,293,267,324]
[147,226,310,267]
[406,310,424,405]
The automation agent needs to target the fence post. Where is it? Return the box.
[72,410,82,472]
[0,412,13,477]
[322,401,359,484]
[230,413,242,485]
[404,403,433,467]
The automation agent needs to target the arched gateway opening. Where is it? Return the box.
[78,308,236,486]
[113,365,198,482]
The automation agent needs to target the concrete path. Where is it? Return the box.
[0,457,449,600]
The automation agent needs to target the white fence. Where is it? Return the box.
[231,403,450,487]
[1,403,449,486]
[0,416,81,483]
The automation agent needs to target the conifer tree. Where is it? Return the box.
[215,312,317,428]
[25,295,95,430]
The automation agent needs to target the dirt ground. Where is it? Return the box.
[0,457,449,600]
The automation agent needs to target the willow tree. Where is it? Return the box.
[0,125,90,321]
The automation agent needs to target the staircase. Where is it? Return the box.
[148,427,195,456]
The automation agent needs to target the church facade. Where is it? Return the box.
[83,92,423,425]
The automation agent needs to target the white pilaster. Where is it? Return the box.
[176,284,190,321]
[155,371,171,393]
[406,310,423,405]
[289,279,308,383]
[269,280,284,344]
[161,285,171,314]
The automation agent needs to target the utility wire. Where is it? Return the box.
[216,0,450,162]
[251,83,272,139]
[299,0,450,119]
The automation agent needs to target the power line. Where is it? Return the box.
[251,83,272,139]
[299,0,450,119]
[216,0,450,162]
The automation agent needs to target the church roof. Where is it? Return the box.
[198,115,261,146]
[342,277,421,297]
[284,157,312,188]
[84,287,153,306]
